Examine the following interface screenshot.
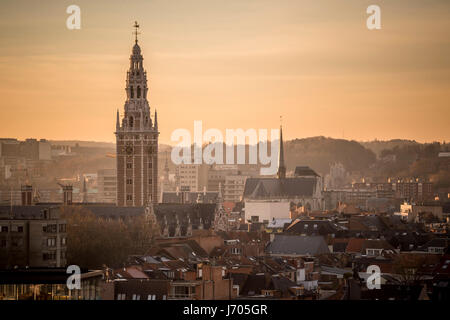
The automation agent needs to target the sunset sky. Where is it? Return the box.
[0,0,449,144]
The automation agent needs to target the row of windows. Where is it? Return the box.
[129,85,144,99]
[0,238,23,247]
[43,224,66,233]
[125,179,153,185]
[117,294,165,300]
[126,162,153,169]
[0,226,23,233]
[46,237,66,247]
[118,135,157,140]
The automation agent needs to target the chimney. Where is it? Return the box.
[21,185,33,206]
[63,185,73,205]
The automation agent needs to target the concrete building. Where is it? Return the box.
[97,169,117,203]
[207,165,239,192]
[175,164,209,193]
[223,175,248,202]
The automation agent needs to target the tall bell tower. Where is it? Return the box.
[115,22,159,206]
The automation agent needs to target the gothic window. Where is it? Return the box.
[129,116,134,128]
[137,86,141,98]
[130,86,134,98]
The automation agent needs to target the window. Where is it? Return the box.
[127,179,133,185]
[1,239,7,247]
[1,226,8,233]
[231,247,241,255]
[47,238,56,247]
[148,162,152,168]
[43,252,56,261]
[127,195,133,201]
[126,163,133,169]
[129,116,134,128]
[117,293,126,300]
[44,224,57,233]
[148,178,152,185]
[137,86,141,98]
[130,86,134,99]
[132,294,140,300]
[61,237,67,246]
[59,224,66,233]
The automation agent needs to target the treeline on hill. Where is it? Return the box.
[373,141,450,189]
[60,206,158,269]
[284,137,377,175]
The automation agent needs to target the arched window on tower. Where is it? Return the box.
[130,86,134,99]
[137,86,141,98]
[129,116,134,128]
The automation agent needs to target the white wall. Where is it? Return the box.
[244,200,290,222]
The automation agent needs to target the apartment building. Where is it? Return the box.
[97,169,117,203]
[0,205,67,269]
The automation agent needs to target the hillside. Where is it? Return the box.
[284,136,376,176]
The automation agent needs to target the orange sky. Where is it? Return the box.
[0,0,449,145]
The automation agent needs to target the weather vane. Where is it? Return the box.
[133,21,140,43]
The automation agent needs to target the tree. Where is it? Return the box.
[60,206,156,269]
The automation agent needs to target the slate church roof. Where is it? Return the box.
[294,166,319,177]
[243,177,316,199]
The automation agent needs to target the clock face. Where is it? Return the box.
[125,146,133,155]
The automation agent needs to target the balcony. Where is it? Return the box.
[167,293,197,300]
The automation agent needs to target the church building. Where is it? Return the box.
[243,125,323,222]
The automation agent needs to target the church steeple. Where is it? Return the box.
[277,121,286,179]
[115,22,159,207]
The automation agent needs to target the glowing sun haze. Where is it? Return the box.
[0,0,449,144]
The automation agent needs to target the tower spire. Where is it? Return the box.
[116,109,120,131]
[133,21,140,44]
[277,116,286,179]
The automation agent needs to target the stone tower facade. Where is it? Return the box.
[115,28,158,206]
